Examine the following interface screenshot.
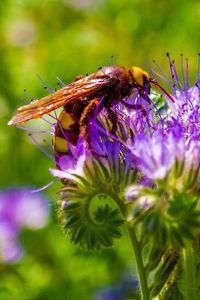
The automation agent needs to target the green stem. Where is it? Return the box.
[183,241,196,300]
[127,225,150,300]
[110,193,149,300]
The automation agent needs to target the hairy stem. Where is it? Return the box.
[127,225,150,300]
[108,192,149,299]
[183,241,196,300]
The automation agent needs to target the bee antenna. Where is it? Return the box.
[149,78,175,103]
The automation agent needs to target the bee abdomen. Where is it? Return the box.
[54,109,80,154]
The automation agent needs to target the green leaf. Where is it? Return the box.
[170,226,185,247]
[146,245,165,274]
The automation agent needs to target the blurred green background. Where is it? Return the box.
[1,0,200,299]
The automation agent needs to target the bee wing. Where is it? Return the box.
[8,74,116,126]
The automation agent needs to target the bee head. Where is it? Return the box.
[128,67,150,88]
[129,66,175,103]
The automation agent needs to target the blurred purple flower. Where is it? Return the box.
[0,188,49,263]
[95,273,138,300]
[96,287,124,300]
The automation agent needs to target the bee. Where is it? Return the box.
[8,65,174,154]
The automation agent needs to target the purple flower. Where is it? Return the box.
[121,55,199,183]
[167,84,200,140]
[183,139,200,188]
[43,56,200,206]
[152,55,200,137]
[0,188,49,263]
[50,138,89,181]
[10,55,200,262]
[125,185,156,209]
[50,115,135,183]
[169,83,200,115]
[130,129,184,180]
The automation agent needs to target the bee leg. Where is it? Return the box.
[107,107,118,134]
[121,99,147,116]
[79,98,100,148]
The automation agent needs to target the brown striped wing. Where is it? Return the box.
[8,73,116,126]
